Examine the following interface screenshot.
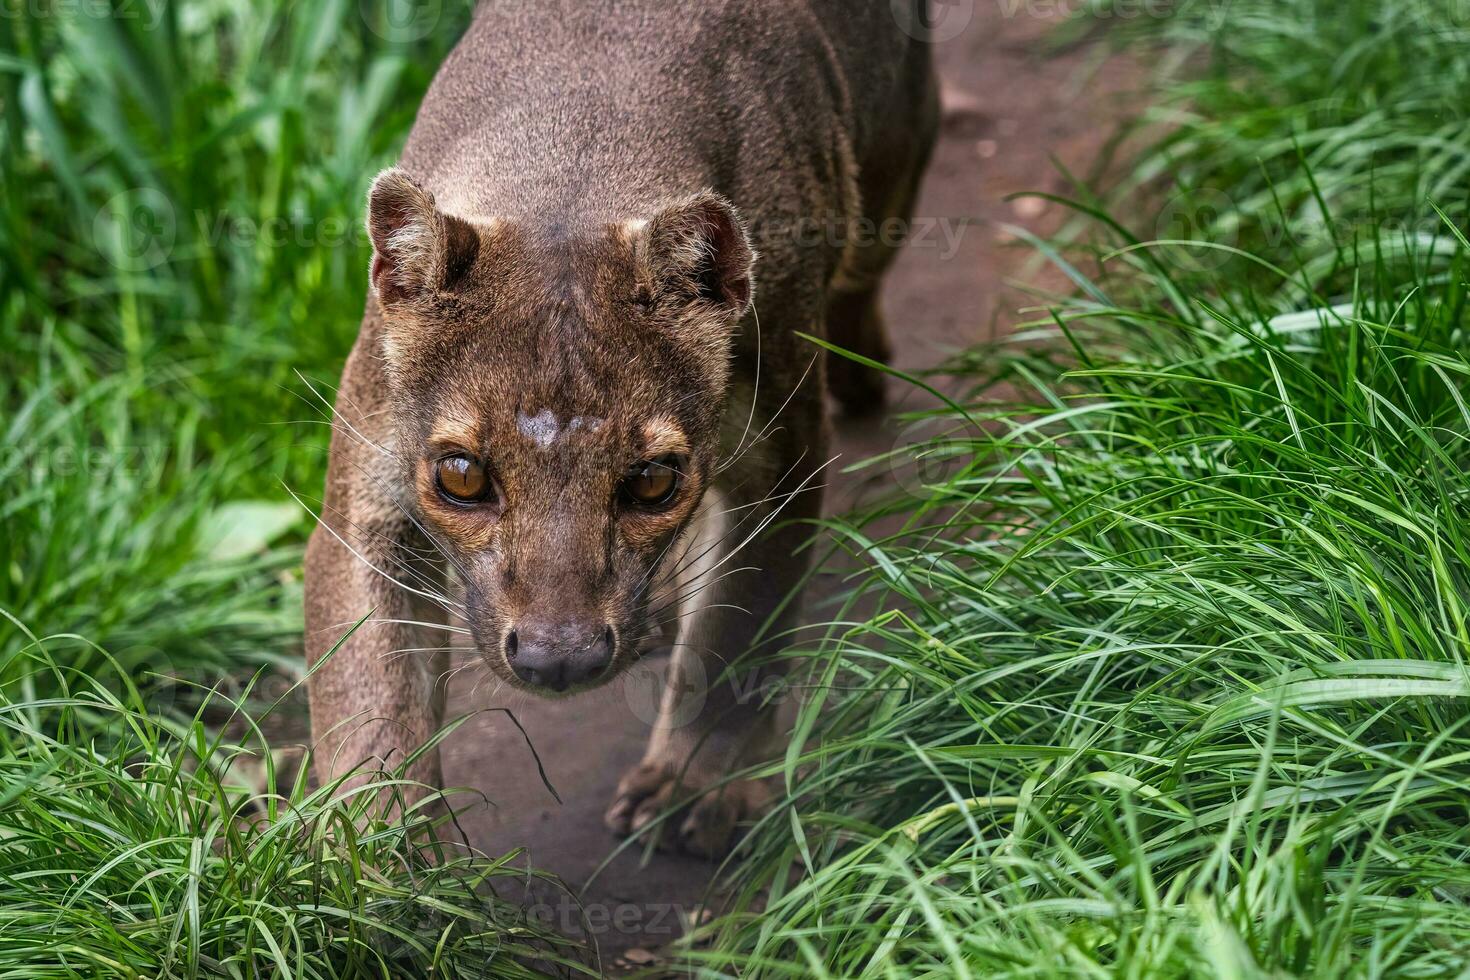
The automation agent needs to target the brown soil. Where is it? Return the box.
[437,7,1142,972]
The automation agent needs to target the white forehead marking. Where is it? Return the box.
[517,409,560,448]
[516,410,605,449]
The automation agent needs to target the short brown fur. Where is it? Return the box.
[306,0,937,855]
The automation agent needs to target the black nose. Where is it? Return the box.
[505,622,614,692]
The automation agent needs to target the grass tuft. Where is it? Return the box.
[0,635,591,978]
[682,0,1470,974]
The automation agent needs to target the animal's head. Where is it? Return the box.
[364,168,755,694]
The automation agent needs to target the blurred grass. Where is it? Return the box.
[0,0,472,683]
[680,0,1470,975]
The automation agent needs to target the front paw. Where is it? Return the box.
[603,759,771,859]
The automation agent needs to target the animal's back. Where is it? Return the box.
[400,0,934,239]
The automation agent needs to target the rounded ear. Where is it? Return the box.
[635,192,756,317]
[365,167,480,307]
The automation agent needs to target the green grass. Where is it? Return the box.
[2,366,302,691]
[8,0,1470,975]
[679,0,1470,975]
[1,0,473,684]
[0,3,595,974]
[1101,0,1470,292]
[692,232,1470,976]
[0,636,588,977]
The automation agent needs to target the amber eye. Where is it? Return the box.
[435,455,495,504]
[622,455,683,507]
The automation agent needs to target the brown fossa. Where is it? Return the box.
[305,0,938,856]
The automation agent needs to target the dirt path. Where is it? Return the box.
[443,6,1140,968]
